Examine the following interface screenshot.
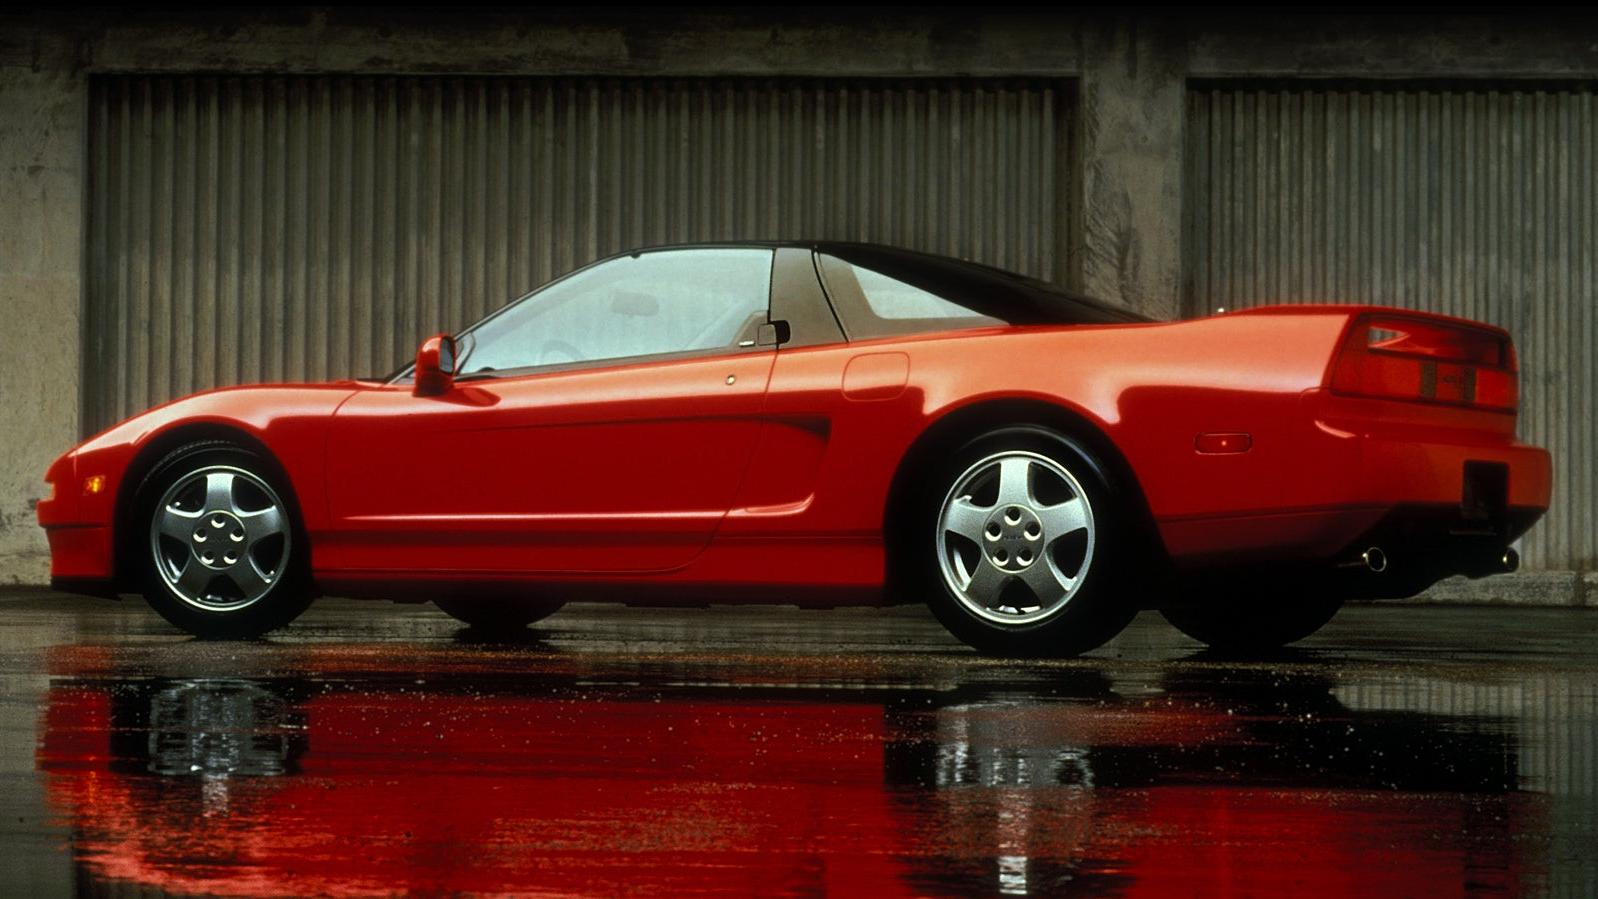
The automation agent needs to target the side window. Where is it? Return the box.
[460,248,772,375]
[817,253,1001,340]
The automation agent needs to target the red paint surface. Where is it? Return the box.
[37,663,1543,897]
[39,303,1550,593]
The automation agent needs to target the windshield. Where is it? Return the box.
[391,248,773,381]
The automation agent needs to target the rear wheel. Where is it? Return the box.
[434,598,564,630]
[905,426,1138,657]
[1161,591,1344,653]
[135,441,313,638]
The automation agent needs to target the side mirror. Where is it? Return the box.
[413,333,457,397]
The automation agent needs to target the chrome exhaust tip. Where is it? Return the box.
[1501,548,1520,573]
[1361,547,1388,573]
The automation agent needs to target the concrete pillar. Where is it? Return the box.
[0,63,83,583]
[1076,19,1187,320]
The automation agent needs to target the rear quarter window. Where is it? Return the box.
[817,254,1002,339]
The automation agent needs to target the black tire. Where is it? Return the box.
[434,598,565,630]
[1161,591,1344,653]
[134,440,314,638]
[902,425,1139,657]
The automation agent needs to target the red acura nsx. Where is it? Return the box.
[37,243,1551,655]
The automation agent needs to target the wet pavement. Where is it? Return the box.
[0,590,1594,897]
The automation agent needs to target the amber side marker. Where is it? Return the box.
[1194,433,1252,455]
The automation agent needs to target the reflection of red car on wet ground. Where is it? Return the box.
[38,647,1540,897]
[37,243,1550,654]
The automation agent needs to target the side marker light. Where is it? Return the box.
[1195,433,1251,455]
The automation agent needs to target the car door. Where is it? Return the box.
[322,247,777,575]
[723,249,998,552]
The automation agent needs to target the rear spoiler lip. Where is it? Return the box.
[1221,303,1511,340]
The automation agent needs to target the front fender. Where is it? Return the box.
[38,383,363,574]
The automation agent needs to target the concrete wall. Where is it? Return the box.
[0,62,80,583]
[2,10,1595,587]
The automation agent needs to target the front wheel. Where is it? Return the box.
[136,441,313,638]
[905,426,1138,657]
[1161,591,1344,653]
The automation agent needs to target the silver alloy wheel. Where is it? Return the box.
[149,465,291,612]
[935,450,1096,624]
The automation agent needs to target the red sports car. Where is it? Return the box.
[37,243,1551,655]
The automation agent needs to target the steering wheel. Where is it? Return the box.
[537,338,585,366]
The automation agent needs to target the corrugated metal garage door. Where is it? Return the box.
[86,75,1075,431]
[1184,82,1596,571]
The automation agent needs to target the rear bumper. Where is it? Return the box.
[1356,431,1550,512]
[1159,398,1551,568]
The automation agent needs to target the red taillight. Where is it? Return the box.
[1330,314,1517,412]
